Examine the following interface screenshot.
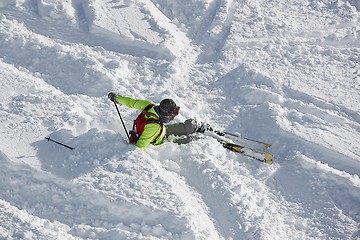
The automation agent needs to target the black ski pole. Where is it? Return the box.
[113,102,131,142]
[45,137,74,150]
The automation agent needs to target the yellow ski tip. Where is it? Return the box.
[264,152,273,163]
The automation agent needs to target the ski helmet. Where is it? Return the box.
[159,98,180,119]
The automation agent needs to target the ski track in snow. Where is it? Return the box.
[0,0,359,239]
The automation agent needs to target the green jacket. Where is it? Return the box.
[115,96,165,148]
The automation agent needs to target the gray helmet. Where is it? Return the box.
[159,98,180,118]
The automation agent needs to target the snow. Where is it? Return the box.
[0,0,359,239]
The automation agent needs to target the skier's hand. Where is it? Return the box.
[108,92,117,102]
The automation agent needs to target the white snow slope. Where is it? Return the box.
[0,0,359,239]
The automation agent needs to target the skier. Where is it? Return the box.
[108,92,209,148]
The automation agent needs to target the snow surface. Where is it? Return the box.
[0,0,359,239]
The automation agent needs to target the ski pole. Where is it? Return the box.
[242,137,272,148]
[222,131,239,137]
[45,137,74,150]
[113,102,131,142]
[214,130,272,148]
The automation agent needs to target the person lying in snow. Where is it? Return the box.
[108,92,210,148]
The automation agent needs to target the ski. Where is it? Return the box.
[221,141,273,163]
[203,129,273,163]
[213,130,272,148]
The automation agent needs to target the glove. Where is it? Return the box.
[108,92,117,102]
